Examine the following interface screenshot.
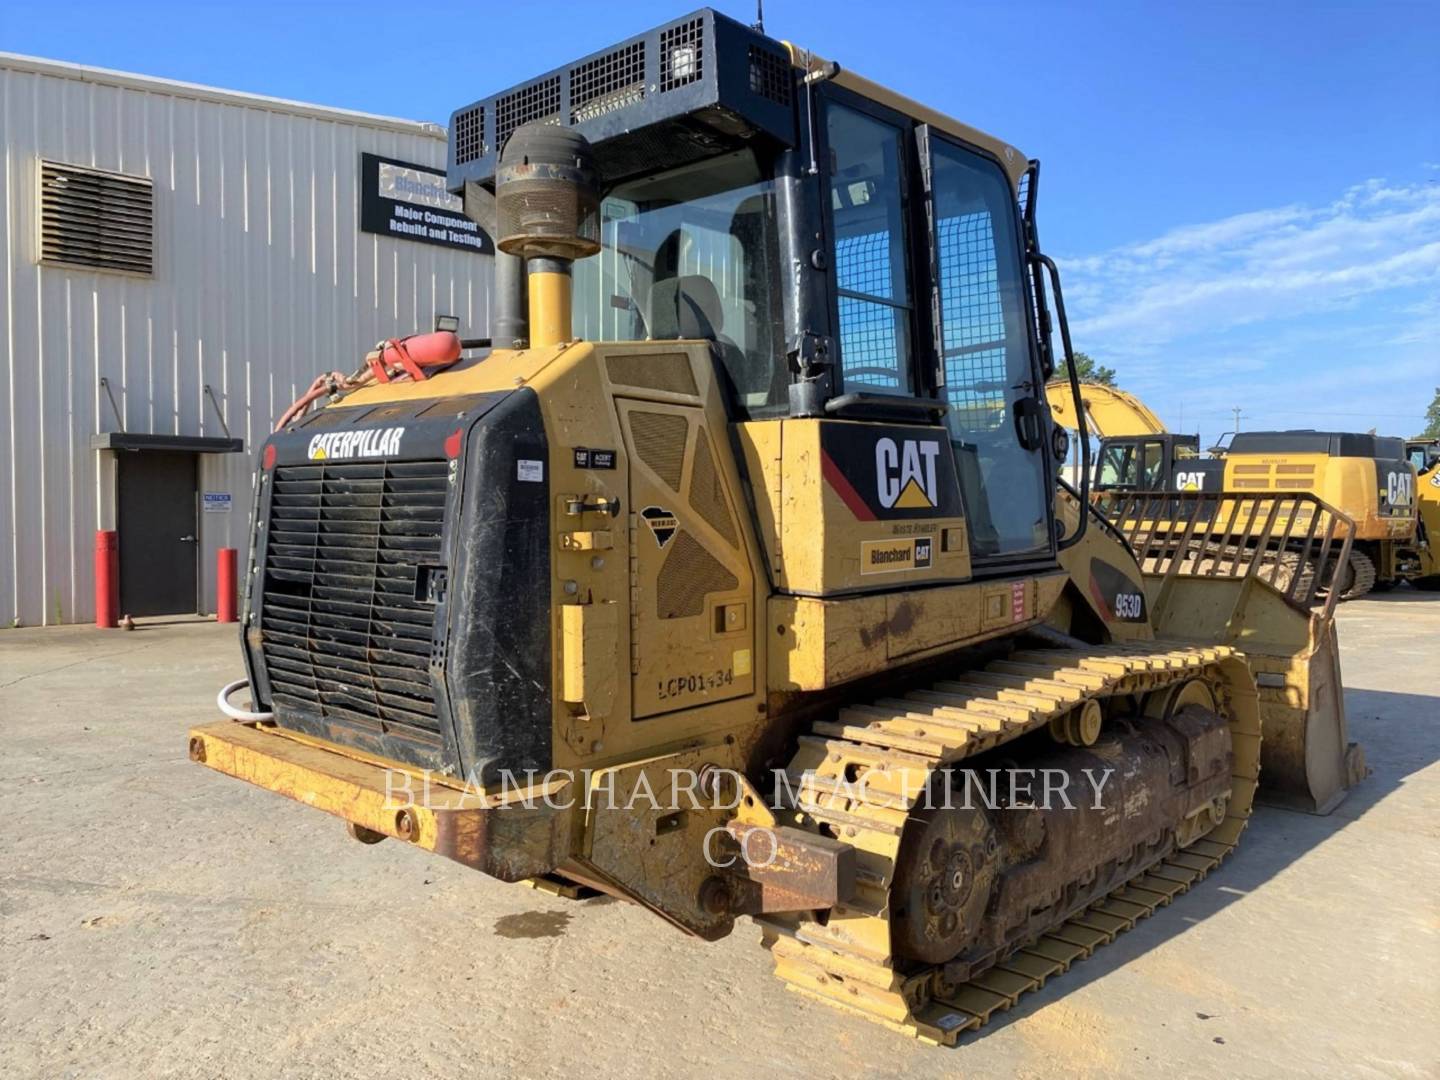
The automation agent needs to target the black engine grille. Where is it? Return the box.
[259,460,448,746]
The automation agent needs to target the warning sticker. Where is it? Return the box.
[573,447,617,469]
[517,459,544,483]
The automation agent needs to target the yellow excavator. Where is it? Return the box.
[1044,380,1223,493]
[1045,380,1420,597]
[1407,439,1440,589]
[189,10,1363,1046]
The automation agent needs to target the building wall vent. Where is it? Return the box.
[39,160,155,276]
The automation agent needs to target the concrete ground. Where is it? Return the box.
[2,598,1437,1079]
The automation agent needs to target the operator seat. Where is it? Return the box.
[649,275,749,385]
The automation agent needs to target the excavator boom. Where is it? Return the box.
[1044,378,1167,437]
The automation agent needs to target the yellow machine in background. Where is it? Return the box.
[1407,439,1440,589]
[1044,379,1223,492]
[1221,430,1418,595]
[189,11,1362,1046]
[1046,381,1420,597]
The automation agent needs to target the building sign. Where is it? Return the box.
[203,492,232,513]
[359,153,491,254]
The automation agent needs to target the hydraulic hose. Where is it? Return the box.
[216,678,273,722]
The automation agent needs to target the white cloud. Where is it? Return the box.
[1062,178,1440,363]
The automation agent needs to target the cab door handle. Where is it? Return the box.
[1013,398,1045,451]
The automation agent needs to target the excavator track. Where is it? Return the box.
[1339,550,1377,601]
[757,642,1261,1046]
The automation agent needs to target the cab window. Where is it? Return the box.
[1098,443,1133,488]
[1140,441,1164,487]
[930,138,1050,556]
[825,103,914,395]
[572,151,785,416]
[1097,440,1164,489]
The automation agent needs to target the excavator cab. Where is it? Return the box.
[1408,439,1439,475]
[1095,433,1224,493]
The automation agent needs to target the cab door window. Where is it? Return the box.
[825,103,914,395]
[1139,441,1165,488]
[1098,443,1134,488]
[928,136,1050,557]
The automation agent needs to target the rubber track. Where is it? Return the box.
[758,641,1256,1046]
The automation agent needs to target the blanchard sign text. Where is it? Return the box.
[359,152,492,254]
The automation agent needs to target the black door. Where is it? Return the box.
[117,451,198,616]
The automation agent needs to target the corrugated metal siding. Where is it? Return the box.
[0,58,491,625]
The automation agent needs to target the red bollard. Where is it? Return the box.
[216,547,238,623]
[95,530,119,628]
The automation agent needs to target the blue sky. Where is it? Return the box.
[4,0,1437,438]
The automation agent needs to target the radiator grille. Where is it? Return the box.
[39,160,154,275]
[494,76,562,154]
[748,45,792,105]
[630,411,688,490]
[453,105,486,164]
[606,352,698,396]
[259,460,447,744]
[689,428,738,546]
[659,17,704,91]
[657,531,737,618]
[571,40,646,123]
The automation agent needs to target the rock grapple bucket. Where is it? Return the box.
[1107,490,1367,814]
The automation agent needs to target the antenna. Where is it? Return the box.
[754,0,765,33]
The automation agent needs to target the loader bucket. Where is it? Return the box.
[1105,491,1367,814]
[1243,617,1365,814]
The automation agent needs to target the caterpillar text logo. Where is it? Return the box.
[307,427,405,461]
[1175,470,1208,491]
[1385,470,1414,506]
[876,437,941,510]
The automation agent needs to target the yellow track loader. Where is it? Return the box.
[189,10,1363,1045]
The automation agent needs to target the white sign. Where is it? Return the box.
[203,492,232,513]
[517,459,544,483]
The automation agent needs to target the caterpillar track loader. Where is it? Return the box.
[1046,380,1421,598]
[189,10,1364,1045]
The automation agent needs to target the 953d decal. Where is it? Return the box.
[1089,558,1148,623]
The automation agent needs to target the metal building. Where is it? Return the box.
[0,53,492,625]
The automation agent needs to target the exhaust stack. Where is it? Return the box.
[495,123,600,349]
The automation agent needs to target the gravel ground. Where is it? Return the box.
[2,596,1437,1079]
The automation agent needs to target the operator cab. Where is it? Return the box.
[448,8,1072,569]
[1407,439,1439,476]
[1095,433,1223,493]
